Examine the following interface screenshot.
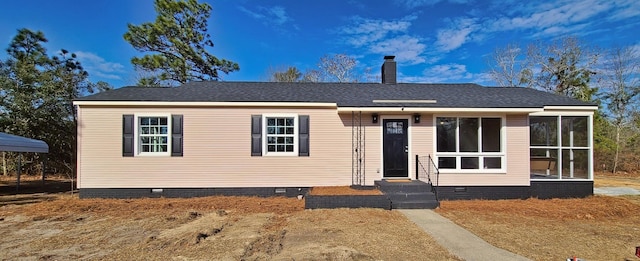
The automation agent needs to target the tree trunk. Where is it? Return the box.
[613,125,620,174]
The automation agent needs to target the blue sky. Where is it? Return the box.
[1,0,638,87]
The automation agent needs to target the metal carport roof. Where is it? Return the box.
[0,132,49,153]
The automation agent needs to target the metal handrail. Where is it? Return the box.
[416,154,440,201]
[428,154,440,201]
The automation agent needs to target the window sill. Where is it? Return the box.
[263,152,299,157]
[137,152,171,157]
[438,170,507,174]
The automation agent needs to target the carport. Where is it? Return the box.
[0,132,49,191]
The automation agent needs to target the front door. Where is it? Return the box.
[383,119,409,178]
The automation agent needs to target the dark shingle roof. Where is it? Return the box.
[76,81,595,108]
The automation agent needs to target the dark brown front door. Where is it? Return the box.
[383,119,408,178]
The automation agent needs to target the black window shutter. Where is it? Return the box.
[299,115,310,156]
[171,114,183,157]
[251,115,262,156]
[122,115,134,157]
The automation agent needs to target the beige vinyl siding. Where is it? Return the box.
[337,113,380,186]
[411,114,433,179]
[434,114,530,186]
[78,106,356,188]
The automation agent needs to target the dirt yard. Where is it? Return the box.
[437,196,640,261]
[0,191,458,260]
[595,171,640,189]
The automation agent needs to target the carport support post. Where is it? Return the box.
[16,154,21,192]
[2,151,6,176]
[41,154,48,186]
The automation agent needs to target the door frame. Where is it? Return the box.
[379,115,412,179]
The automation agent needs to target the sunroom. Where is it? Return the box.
[529,112,593,181]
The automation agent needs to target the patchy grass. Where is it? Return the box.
[309,186,382,195]
[595,172,640,189]
[437,196,640,261]
[0,195,458,260]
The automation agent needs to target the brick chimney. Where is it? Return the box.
[381,55,396,84]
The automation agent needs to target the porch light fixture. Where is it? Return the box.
[414,113,421,123]
[372,113,379,123]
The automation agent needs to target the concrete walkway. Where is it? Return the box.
[594,186,640,196]
[400,209,531,261]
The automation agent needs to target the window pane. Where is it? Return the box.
[438,157,456,169]
[141,137,150,143]
[159,117,167,125]
[562,149,589,179]
[386,122,404,134]
[459,118,478,152]
[437,117,457,152]
[482,118,501,152]
[142,145,150,152]
[484,157,501,169]
[530,116,558,146]
[461,157,479,169]
[149,117,158,125]
[159,145,167,152]
[530,148,558,176]
[160,126,168,134]
[265,116,296,154]
[562,116,588,147]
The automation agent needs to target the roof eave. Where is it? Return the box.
[336,107,544,113]
[73,101,338,108]
[543,105,599,111]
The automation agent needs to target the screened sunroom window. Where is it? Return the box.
[436,117,503,171]
[530,116,591,179]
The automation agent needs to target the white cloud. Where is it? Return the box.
[394,0,470,8]
[237,6,264,20]
[399,63,491,84]
[369,35,426,65]
[339,16,415,47]
[74,51,125,80]
[338,15,429,65]
[609,0,640,20]
[486,0,623,37]
[435,18,479,52]
[238,5,292,27]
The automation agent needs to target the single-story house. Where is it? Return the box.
[73,56,597,200]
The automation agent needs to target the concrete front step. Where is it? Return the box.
[387,192,437,201]
[375,180,439,209]
[392,200,440,209]
[375,180,433,193]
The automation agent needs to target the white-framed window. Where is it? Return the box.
[135,114,171,156]
[530,115,591,180]
[435,116,505,172]
[263,114,298,156]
